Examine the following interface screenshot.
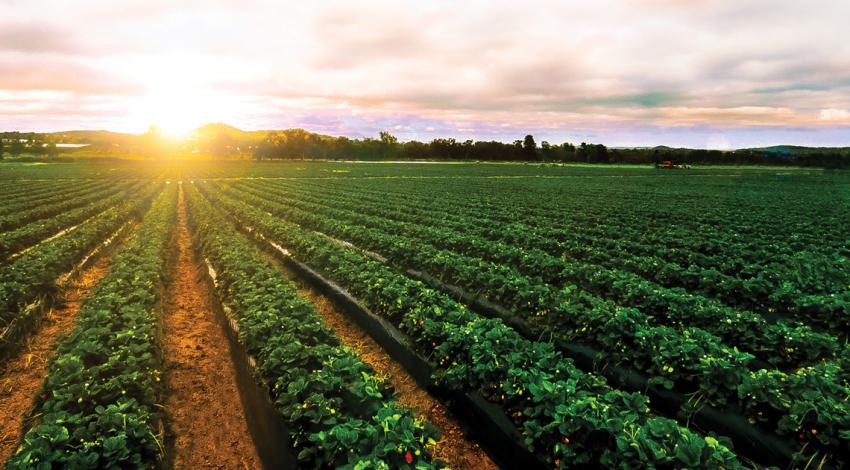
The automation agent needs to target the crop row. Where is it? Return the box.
[289,177,848,311]
[245,176,837,338]
[183,183,441,468]
[0,180,56,200]
[476,177,845,300]
[293,177,848,323]
[196,182,744,468]
[0,182,162,351]
[253,178,849,330]
[0,180,109,217]
[212,180,850,466]
[298,176,847,261]
[226,180,838,370]
[414,176,849,261]
[7,185,176,468]
[0,180,131,232]
[0,180,145,262]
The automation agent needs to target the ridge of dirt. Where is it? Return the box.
[296,284,500,470]
[160,188,261,470]
[0,252,113,463]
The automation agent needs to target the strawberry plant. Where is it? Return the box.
[199,182,744,468]
[8,185,176,469]
[184,183,443,469]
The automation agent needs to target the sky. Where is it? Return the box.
[1,0,850,148]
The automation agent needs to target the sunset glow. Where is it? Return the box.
[1,2,849,465]
[2,0,850,147]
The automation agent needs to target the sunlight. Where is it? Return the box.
[122,55,241,136]
[130,88,212,137]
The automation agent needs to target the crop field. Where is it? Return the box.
[0,161,848,469]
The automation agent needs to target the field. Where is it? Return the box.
[0,161,848,469]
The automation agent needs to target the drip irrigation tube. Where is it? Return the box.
[253,234,551,470]
[200,256,297,470]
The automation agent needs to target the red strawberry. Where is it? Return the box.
[405,451,413,464]
[562,437,570,445]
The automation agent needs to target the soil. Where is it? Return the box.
[0,251,113,464]
[161,188,261,470]
[295,284,500,470]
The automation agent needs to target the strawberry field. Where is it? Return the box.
[0,161,848,469]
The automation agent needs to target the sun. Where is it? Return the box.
[120,54,253,137]
[130,88,212,138]
[127,74,237,137]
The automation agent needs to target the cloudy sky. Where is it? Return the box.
[2,0,850,148]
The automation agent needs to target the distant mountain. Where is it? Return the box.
[189,123,337,145]
[40,124,273,146]
[44,130,136,145]
[192,122,244,135]
[751,145,850,155]
[191,122,262,141]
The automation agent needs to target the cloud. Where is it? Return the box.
[575,93,681,108]
[0,53,141,94]
[819,109,850,122]
[0,0,849,147]
[0,21,75,54]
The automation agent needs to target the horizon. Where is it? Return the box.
[3,122,846,152]
[2,1,850,149]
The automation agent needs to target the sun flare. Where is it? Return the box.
[122,56,242,137]
[129,88,212,137]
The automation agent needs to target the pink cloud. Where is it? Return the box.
[0,0,848,147]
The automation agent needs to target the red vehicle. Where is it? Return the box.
[657,160,682,169]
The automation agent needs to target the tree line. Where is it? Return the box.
[4,126,849,168]
[247,130,850,168]
[252,131,612,163]
[0,132,59,159]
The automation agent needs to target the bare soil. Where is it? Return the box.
[0,252,112,463]
[161,188,261,470]
[296,284,499,470]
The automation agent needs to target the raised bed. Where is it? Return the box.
[0,220,133,361]
[407,268,799,468]
[250,228,549,470]
[199,254,297,470]
[312,229,798,468]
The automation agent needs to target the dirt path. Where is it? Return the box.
[0,252,113,463]
[295,284,499,470]
[161,188,261,470]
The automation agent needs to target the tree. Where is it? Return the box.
[8,132,24,157]
[210,131,234,158]
[430,138,459,160]
[46,140,59,158]
[254,131,286,160]
[379,131,398,146]
[332,136,353,159]
[562,142,577,162]
[462,139,473,160]
[284,128,309,158]
[378,131,399,159]
[541,141,560,161]
[576,142,609,163]
[596,143,609,163]
[523,134,537,160]
[0,136,4,159]
[399,140,429,160]
[577,142,589,163]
